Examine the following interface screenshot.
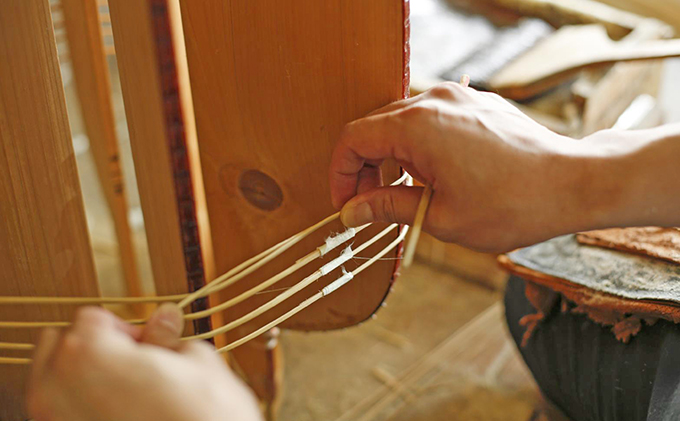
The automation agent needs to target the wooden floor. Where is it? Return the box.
[278,264,539,421]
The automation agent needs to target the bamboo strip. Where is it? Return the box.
[0,295,185,305]
[186,224,398,340]
[0,343,35,351]
[402,184,432,268]
[0,173,409,309]
[0,357,31,366]
[0,226,406,362]
[216,227,409,353]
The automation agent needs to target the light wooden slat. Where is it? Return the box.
[61,0,141,302]
[100,25,113,37]
[107,0,187,297]
[0,1,100,419]
[104,44,116,56]
[166,0,215,285]
[107,0,213,333]
[593,0,680,34]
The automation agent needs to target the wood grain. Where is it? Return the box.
[61,0,141,300]
[107,0,213,333]
[180,0,405,333]
[0,1,100,418]
[181,2,406,412]
[108,0,186,297]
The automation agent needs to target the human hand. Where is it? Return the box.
[27,304,262,421]
[330,82,629,253]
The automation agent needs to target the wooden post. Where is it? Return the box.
[0,1,100,418]
[61,0,142,301]
[107,0,214,332]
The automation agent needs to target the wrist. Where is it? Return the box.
[560,126,680,232]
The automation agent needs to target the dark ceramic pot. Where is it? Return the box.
[504,275,680,421]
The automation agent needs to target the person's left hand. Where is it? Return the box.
[27,304,263,421]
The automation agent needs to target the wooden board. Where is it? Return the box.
[108,0,213,334]
[485,0,644,39]
[180,2,407,413]
[108,0,187,296]
[61,0,141,301]
[180,0,407,336]
[592,0,680,35]
[488,24,680,99]
[0,1,100,418]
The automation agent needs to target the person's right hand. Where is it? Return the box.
[329,82,652,253]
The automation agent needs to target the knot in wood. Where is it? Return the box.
[238,169,283,211]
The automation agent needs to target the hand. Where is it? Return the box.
[329,82,680,252]
[27,305,262,421]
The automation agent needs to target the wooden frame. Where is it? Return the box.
[0,1,100,417]
[107,0,214,336]
[0,2,409,419]
[60,0,141,303]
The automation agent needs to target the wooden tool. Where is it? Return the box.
[489,24,680,99]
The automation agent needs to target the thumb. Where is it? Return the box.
[141,303,185,350]
[340,185,424,227]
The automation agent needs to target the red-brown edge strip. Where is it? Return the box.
[377,0,411,316]
[148,0,212,338]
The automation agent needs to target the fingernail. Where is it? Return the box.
[341,202,373,227]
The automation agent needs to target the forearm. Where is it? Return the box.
[329,83,678,252]
[565,124,680,232]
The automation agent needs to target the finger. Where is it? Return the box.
[30,328,61,383]
[330,115,411,208]
[356,164,383,196]
[365,95,421,117]
[179,340,225,368]
[340,185,424,227]
[71,306,141,341]
[141,303,185,350]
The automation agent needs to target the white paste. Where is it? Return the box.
[322,271,354,296]
[319,228,356,256]
[319,246,353,276]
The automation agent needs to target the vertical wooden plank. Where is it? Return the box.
[60,0,141,299]
[108,0,185,295]
[180,0,404,331]
[166,0,216,286]
[180,1,406,414]
[108,0,213,332]
[0,1,100,419]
